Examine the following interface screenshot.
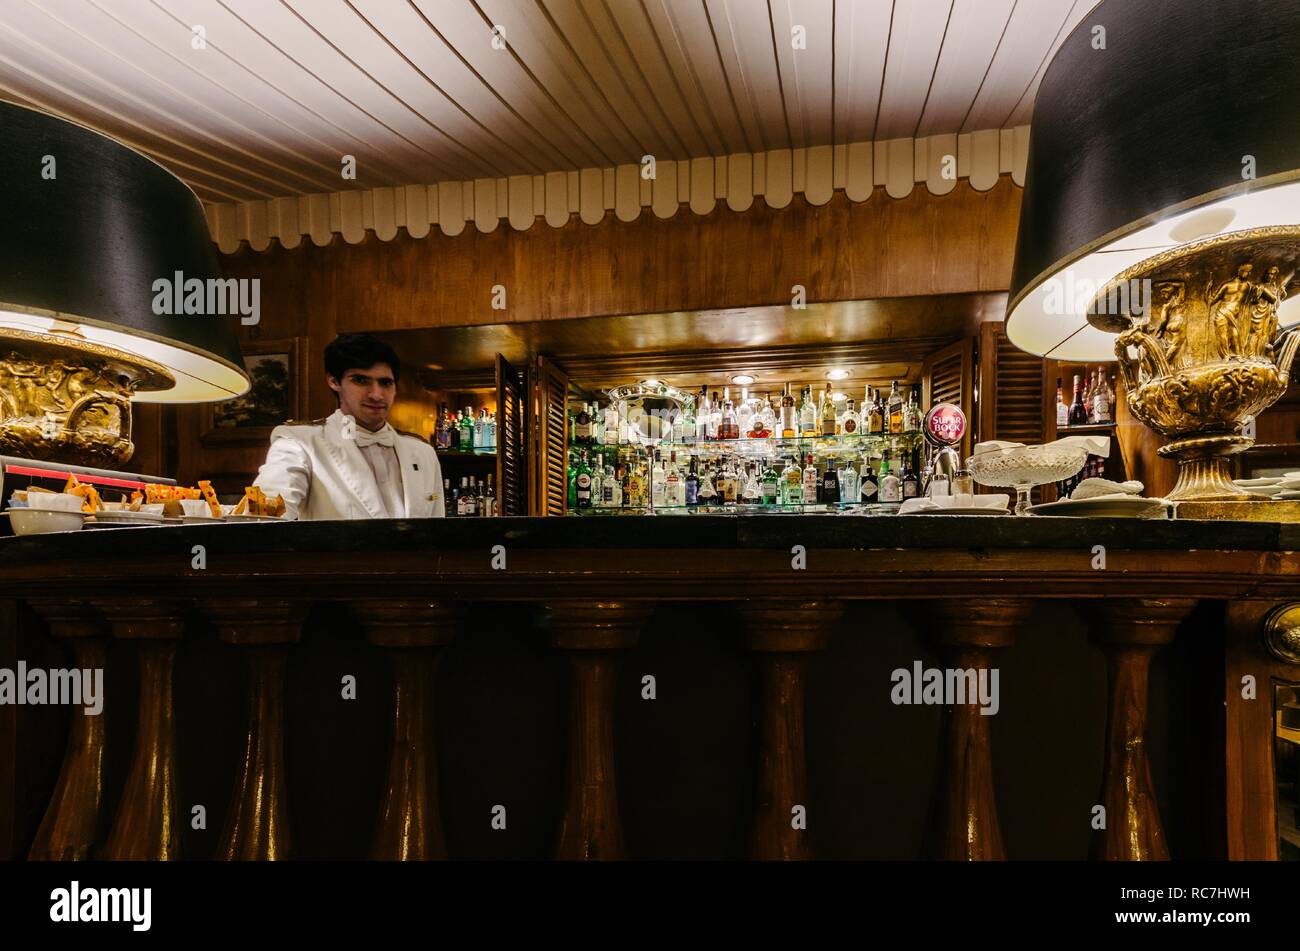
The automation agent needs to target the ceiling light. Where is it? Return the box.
[826,369,850,380]
[731,374,755,385]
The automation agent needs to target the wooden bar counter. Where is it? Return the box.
[1,515,1296,861]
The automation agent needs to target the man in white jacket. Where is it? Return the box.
[254,334,444,520]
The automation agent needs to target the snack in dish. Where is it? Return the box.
[62,473,103,513]
[233,485,285,517]
[198,480,222,518]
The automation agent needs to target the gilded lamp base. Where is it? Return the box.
[0,326,173,468]
[1095,227,1300,502]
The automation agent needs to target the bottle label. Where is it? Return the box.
[843,418,857,433]
[861,480,877,496]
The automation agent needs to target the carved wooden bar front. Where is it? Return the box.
[737,599,842,861]
[1086,598,1196,861]
[542,600,648,861]
[202,598,306,861]
[352,599,459,861]
[92,598,186,861]
[26,599,106,861]
[925,598,1031,861]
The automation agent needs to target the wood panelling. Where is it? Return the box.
[167,180,1020,486]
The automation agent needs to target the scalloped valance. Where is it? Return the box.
[205,126,1029,254]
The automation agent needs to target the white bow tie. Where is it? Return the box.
[352,424,396,448]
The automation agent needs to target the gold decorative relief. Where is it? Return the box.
[0,328,174,467]
[1096,227,1300,501]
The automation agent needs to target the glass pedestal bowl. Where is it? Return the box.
[966,443,1090,515]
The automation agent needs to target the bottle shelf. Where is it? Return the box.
[570,501,906,515]
[1056,423,1116,433]
[436,445,498,457]
[568,431,925,454]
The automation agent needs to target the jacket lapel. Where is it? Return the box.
[392,431,420,517]
[323,410,388,518]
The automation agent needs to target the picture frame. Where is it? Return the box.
[200,337,308,447]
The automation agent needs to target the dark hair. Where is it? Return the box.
[324,333,400,384]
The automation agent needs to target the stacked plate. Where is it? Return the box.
[84,509,166,529]
[1235,474,1300,499]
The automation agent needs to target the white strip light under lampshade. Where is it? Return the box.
[1007,180,1300,363]
[0,310,248,402]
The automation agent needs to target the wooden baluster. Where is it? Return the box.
[926,598,1030,861]
[1087,598,1195,860]
[95,598,186,861]
[737,600,842,861]
[353,600,458,861]
[544,601,648,860]
[27,600,107,861]
[203,599,305,861]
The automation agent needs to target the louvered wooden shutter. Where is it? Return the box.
[921,338,974,460]
[978,322,1047,446]
[530,355,570,516]
[495,353,527,516]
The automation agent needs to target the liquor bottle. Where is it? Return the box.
[800,387,817,436]
[1068,374,1089,426]
[662,452,682,506]
[697,465,718,505]
[604,401,619,444]
[589,465,602,508]
[472,409,484,449]
[695,389,709,442]
[736,388,754,439]
[901,458,918,499]
[487,411,497,448]
[609,465,623,507]
[448,410,461,450]
[1093,371,1110,423]
[444,478,456,517]
[626,458,644,507]
[905,386,922,432]
[575,452,593,509]
[719,386,740,440]
[460,408,474,448]
[741,466,761,505]
[435,404,451,449]
[759,392,777,438]
[686,458,700,506]
[887,381,904,434]
[841,397,860,435]
[867,386,884,434]
[723,460,740,504]
[567,454,577,508]
[748,395,769,438]
[455,476,468,516]
[1055,378,1068,427]
[651,451,666,507]
[879,456,901,502]
[705,391,720,440]
[859,459,878,503]
[821,458,840,504]
[484,475,497,516]
[599,463,614,508]
[838,458,859,503]
[574,403,591,445]
[781,457,801,506]
[820,390,837,436]
[780,384,798,439]
[801,454,818,503]
[761,460,779,505]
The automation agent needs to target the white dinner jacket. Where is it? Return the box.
[254,409,445,520]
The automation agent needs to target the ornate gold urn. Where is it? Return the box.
[1094,228,1300,501]
[0,325,174,467]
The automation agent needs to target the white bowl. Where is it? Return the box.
[25,492,85,513]
[9,508,85,534]
[178,499,218,518]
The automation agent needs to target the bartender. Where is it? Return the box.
[254,333,444,520]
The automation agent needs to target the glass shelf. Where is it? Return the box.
[437,445,498,456]
[571,501,905,515]
[568,431,924,454]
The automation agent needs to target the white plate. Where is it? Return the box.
[90,509,165,523]
[181,514,222,524]
[4,509,85,533]
[902,506,1009,515]
[1027,496,1170,518]
[1236,477,1284,487]
[223,514,281,523]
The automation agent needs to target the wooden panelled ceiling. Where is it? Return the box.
[0,0,1094,203]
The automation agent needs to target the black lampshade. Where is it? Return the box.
[1006,0,1300,361]
[0,100,247,401]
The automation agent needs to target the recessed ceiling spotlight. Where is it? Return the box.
[731,374,756,385]
[826,369,850,380]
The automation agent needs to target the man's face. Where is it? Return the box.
[328,362,396,431]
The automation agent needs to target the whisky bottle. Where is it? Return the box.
[841,397,860,435]
[820,389,837,436]
[781,456,801,507]
[867,386,884,434]
[887,381,904,435]
[719,386,740,440]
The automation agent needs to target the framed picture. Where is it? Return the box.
[200,337,308,446]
